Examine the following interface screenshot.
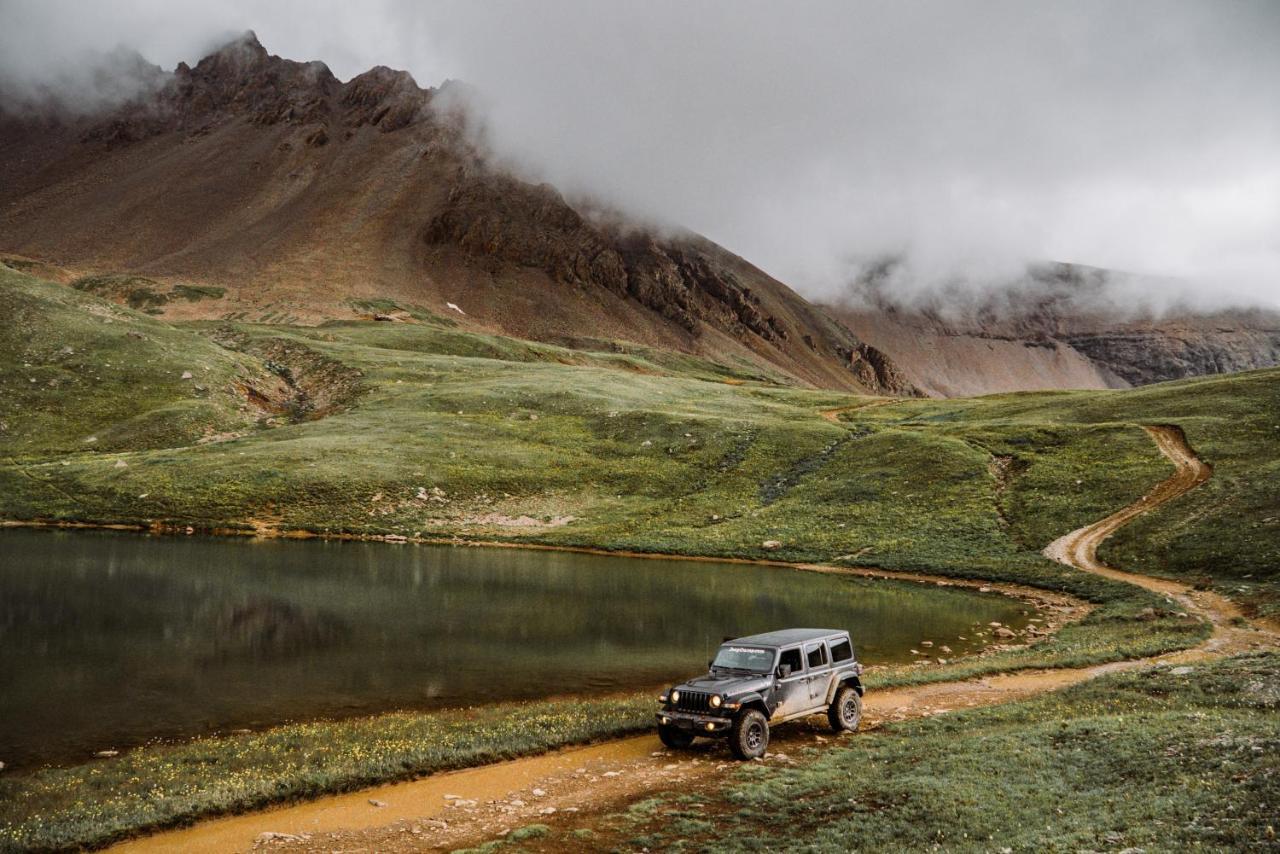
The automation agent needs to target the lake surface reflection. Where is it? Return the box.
[0,529,1028,768]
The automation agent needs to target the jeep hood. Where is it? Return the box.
[678,673,774,696]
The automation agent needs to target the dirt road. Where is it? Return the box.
[109,423,1276,854]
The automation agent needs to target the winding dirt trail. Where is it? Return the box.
[110,423,1277,854]
[1043,425,1261,655]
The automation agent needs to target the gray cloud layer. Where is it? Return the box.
[2,0,1277,307]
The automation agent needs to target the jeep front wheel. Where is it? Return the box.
[828,685,862,733]
[729,709,769,760]
[658,724,695,749]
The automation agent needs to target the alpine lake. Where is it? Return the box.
[0,528,1030,769]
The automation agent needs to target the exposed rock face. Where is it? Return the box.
[423,173,789,342]
[0,32,911,395]
[829,262,1280,396]
[73,33,440,148]
[1064,327,1280,386]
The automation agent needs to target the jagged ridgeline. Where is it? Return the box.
[0,32,913,396]
[3,32,1275,397]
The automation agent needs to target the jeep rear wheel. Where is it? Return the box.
[658,723,695,749]
[729,709,769,760]
[828,685,862,733]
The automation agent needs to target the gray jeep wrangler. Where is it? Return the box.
[657,628,864,759]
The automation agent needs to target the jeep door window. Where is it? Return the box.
[829,638,853,663]
[778,647,803,675]
[711,646,774,673]
[805,642,832,703]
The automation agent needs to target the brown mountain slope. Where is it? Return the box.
[826,263,1280,397]
[0,33,913,395]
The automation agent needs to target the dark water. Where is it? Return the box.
[0,529,1028,769]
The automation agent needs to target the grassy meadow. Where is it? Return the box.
[558,653,1280,852]
[4,262,1273,619]
[2,263,1278,849]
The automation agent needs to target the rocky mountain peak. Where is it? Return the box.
[0,34,917,395]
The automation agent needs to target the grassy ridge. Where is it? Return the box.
[842,371,1280,618]
[580,654,1280,853]
[0,272,270,458]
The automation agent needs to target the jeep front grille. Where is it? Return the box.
[675,690,712,712]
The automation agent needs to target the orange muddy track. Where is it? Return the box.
[1042,425,1262,652]
[109,424,1277,854]
[1043,425,1211,596]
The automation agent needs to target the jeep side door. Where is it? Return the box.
[805,641,833,705]
[771,645,810,718]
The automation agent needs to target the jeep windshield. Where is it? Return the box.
[711,646,774,673]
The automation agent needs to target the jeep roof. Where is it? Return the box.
[729,628,846,647]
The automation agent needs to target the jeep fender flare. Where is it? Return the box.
[734,693,771,718]
[826,675,864,704]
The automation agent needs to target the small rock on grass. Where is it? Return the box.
[369,799,387,808]
[761,540,783,550]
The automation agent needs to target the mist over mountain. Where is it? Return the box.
[827,261,1280,396]
[2,12,1278,398]
[0,31,920,395]
[2,0,1277,310]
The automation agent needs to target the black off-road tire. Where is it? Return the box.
[658,724,695,749]
[828,684,863,733]
[729,709,769,760]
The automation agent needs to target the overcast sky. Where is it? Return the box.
[2,0,1277,307]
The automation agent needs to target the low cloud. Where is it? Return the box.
[2,0,1277,307]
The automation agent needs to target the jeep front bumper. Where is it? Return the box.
[656,710,733,735]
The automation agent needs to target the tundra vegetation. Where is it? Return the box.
[536,654,1280,852]
[1,263,1278,850]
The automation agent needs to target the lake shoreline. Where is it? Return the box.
[0,515,1088,621]
[0,525,1051,772]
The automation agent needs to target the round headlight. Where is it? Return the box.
[710,694,723,708]
[670,689,681,704]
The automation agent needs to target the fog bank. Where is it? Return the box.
[2,0,1277,308]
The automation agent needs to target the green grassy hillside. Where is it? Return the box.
[0,270,274,457]
[840,371,1280,618]
[2,262,1277,624]
[4,265,1279,851]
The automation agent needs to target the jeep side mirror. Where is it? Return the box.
[776,664,792,679]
